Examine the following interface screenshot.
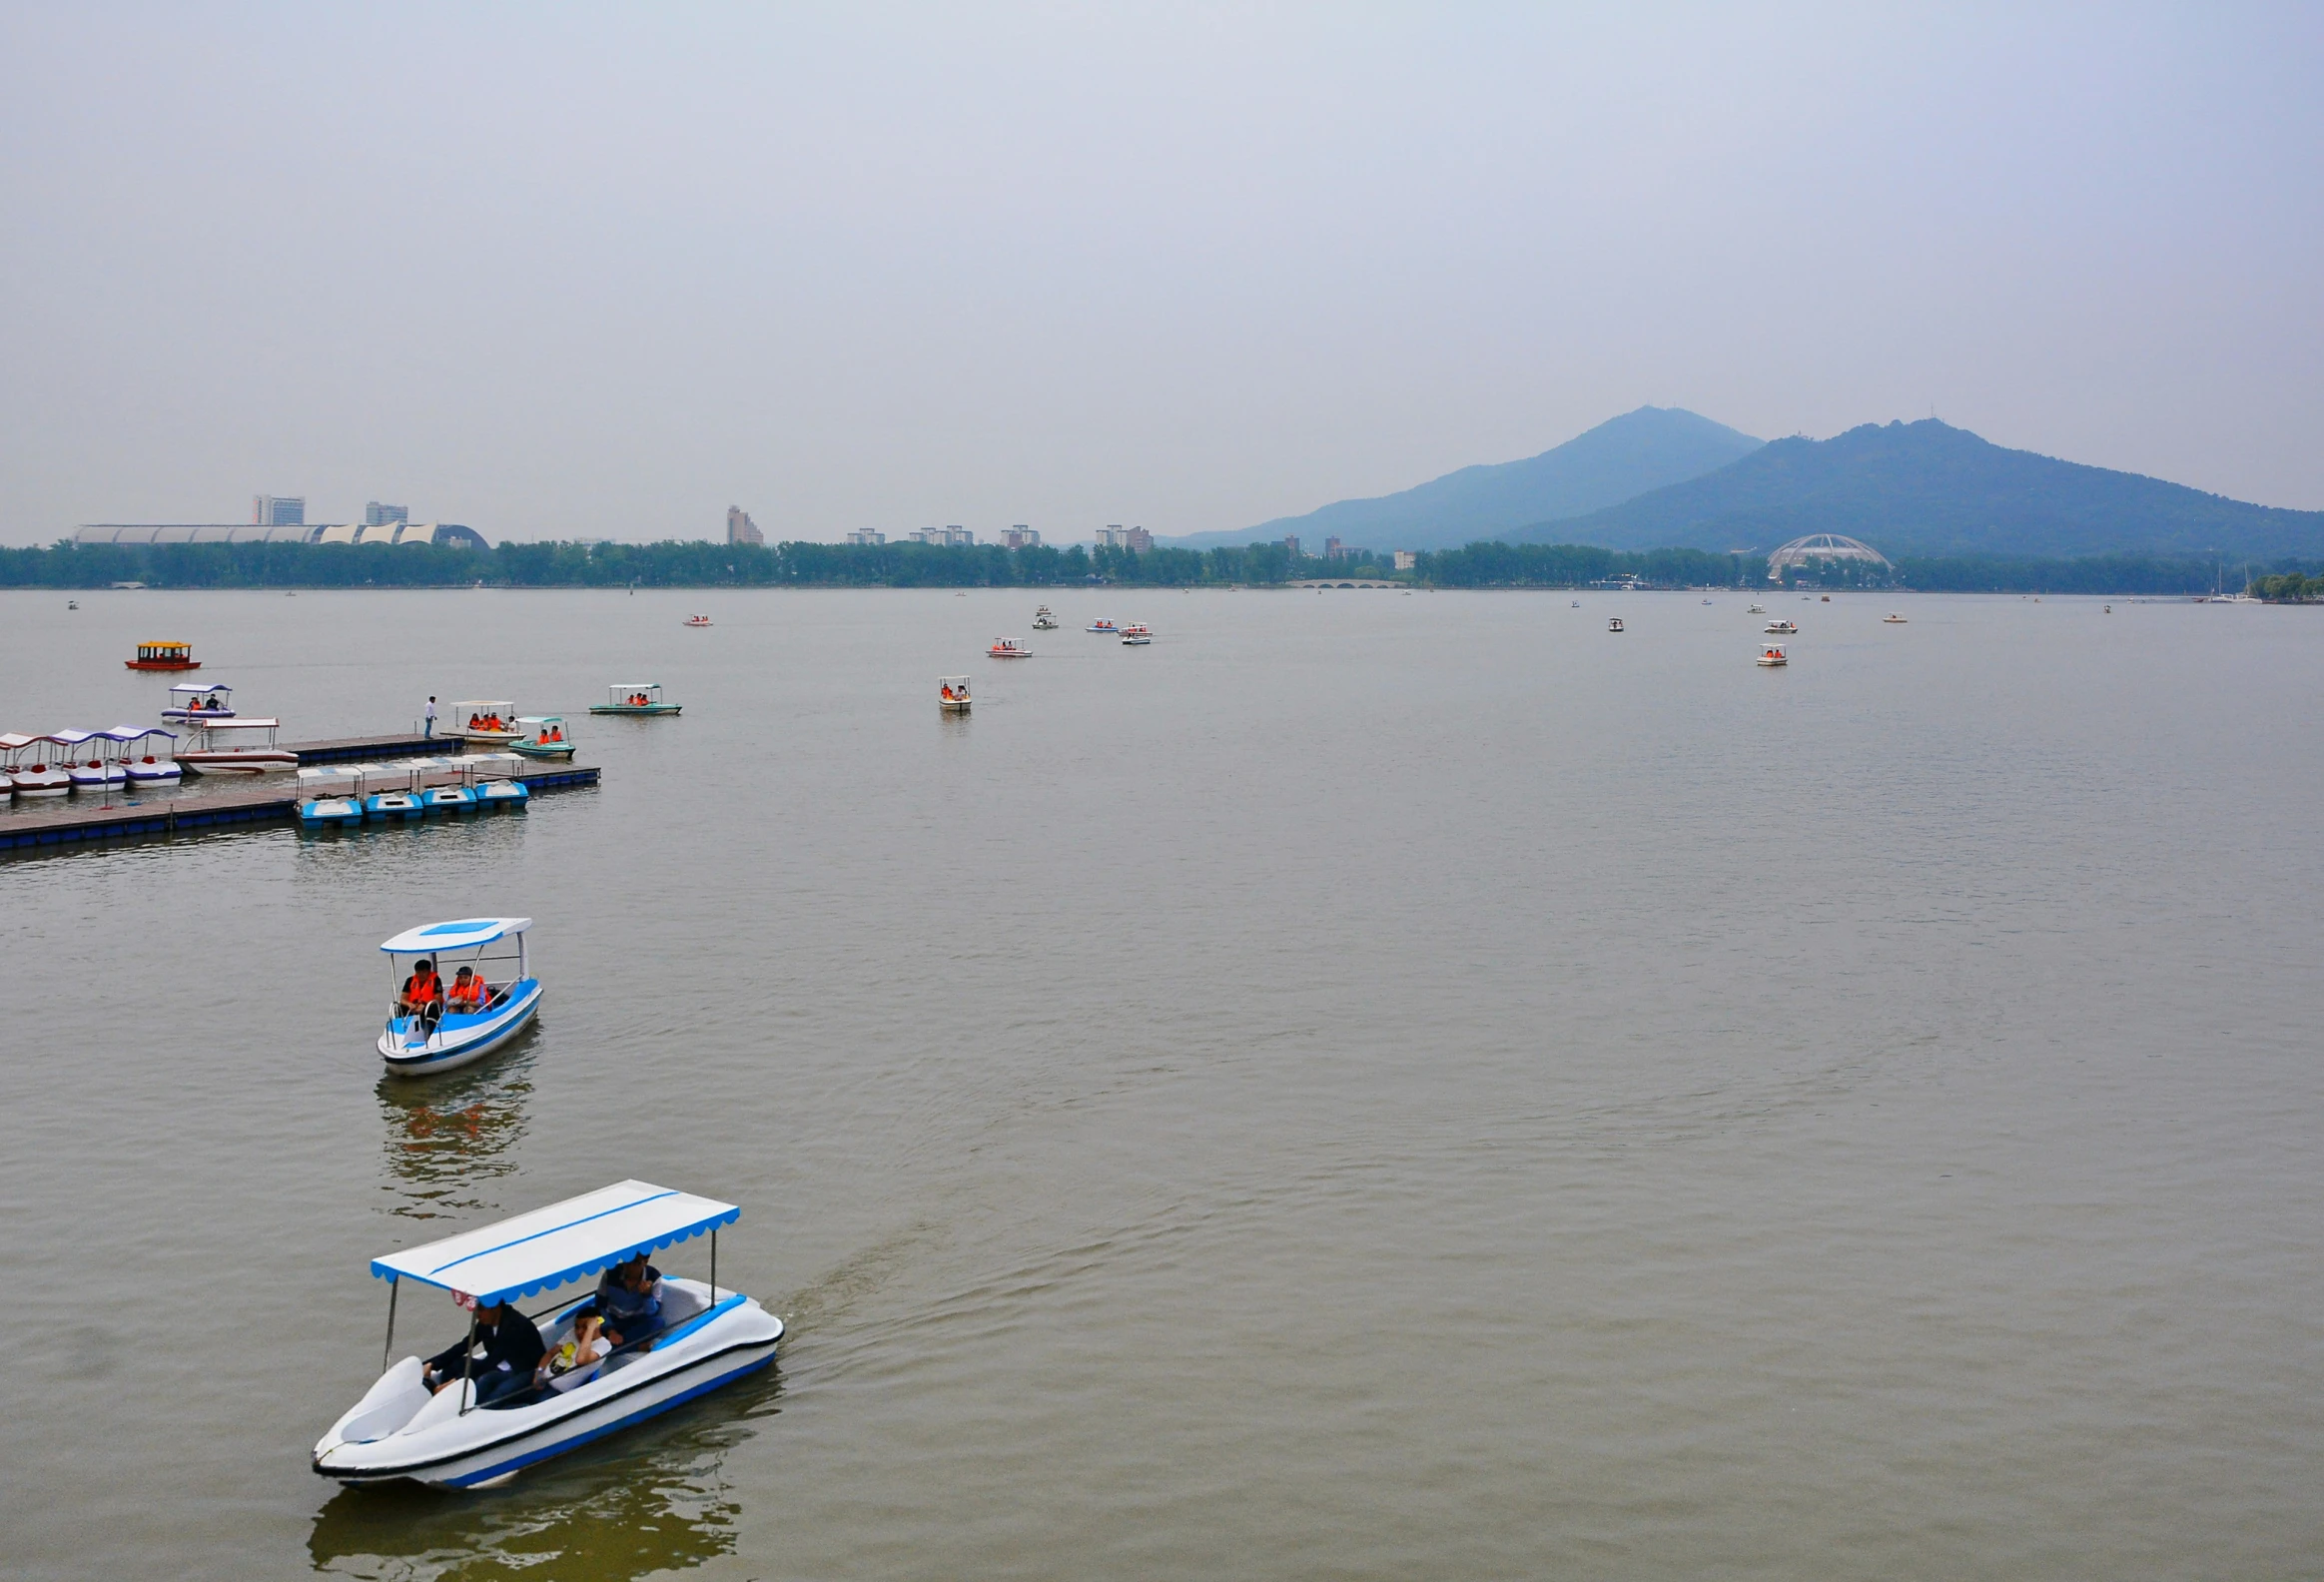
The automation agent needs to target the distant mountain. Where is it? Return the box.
[1165,405,1763,552]
[1526,418,2324,560]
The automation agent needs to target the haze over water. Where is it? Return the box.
[4,587,2321,1580]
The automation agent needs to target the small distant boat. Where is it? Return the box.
[588,684,681,717]
[116,726,181,784]
[508,716,576,760]
[367,790,425,822]
[939,675,972,713]
[1571,600,1581,608]
[179,718,298,773]
[125,640,200,672]
[374,917,544,1078]
[990,638,1031,658]
[2103,604,2112,614]
[1033,606,1060,629]
[1087,619,1117,634]
[450,702,523,745]
[1748,604,1766,614]
[1608,617,1625,633]
[1757,644,1789,667]
[1702,598,1714,605]
[1120,623,1153,645]
[1821,595,1831,602]
[2,733,72,797]
[163,682,235,721]
[1765,619,1798,634]
[684,614,712,627]
[66,600,78,610]
[1883,612,1908,623]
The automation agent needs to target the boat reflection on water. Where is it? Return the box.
[308,1372,781,1580]
[376,1042,538,1221]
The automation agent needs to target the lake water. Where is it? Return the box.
[4,586,2321,1581]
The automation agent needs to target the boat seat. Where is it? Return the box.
[658,1285,708,1325]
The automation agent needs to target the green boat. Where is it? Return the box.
[587,683,682,717]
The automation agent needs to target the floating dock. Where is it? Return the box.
[1,757,599,855]
[292,733,457,765]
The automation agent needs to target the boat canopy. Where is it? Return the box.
[169,682,231,695]
[370,1180,739,1306]
[379,917,533,954]
[514,715,560,726]
[0,732,38,750]
[49,729,96,746]
[607,684,658,694]
[196,717,282,730]
[450,700,515,713]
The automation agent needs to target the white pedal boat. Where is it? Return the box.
[315,1180,782,1488]
[378,917,544,1077]
[116,725,181,784]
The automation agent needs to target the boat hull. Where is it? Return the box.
[379,981,543,1077]
[586,704,681,715]
[181,751,299,773]
[123,764,182,784]
[315,1285,781,1487]
[508,744,577,760]
[301,798,366,828]
[125,660,201,671]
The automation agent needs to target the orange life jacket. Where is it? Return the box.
[447,976,485,1009]
[408,969,442,1005]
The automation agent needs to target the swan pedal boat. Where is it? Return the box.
[379,917,544,1077]
[314,1180,782,1488]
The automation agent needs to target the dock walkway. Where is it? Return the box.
[1,760,599,855]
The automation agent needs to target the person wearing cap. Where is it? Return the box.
[420,1296,545,1406]
[445,966,486,1014]
[397,959,445,1034]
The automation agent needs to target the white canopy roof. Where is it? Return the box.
[370,1180,739,1306]
[379,917,531,954]
[197,717,280,730]
[169,682,231,694]
[102,724,175,742]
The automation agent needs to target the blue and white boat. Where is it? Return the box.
[474,779,529,810]
[313,1180,782,1487]
[366,789,424,821]
[377,917,544,1077]
[423,785,477,813]
[302,796,366,829]
[113,725,180,784]
[162,681,235,721]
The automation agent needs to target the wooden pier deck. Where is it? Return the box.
[293,733,455,764]
[0,764,600,855]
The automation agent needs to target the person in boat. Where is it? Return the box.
[398,959,445,1031]
[419,1296,545,1406]
[534,1305,612,1393]
[594,1255,665,1348]
[445,965,487,1014]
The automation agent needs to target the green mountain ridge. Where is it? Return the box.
[1521,418,2324,560]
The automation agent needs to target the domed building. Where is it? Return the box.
[1767,533,1891,582]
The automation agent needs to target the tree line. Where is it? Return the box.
[4,536,2316,594]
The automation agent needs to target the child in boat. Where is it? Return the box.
[536,1306,612,1392]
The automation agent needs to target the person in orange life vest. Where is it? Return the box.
[399,959,445,1031]
[446,965,487,1014]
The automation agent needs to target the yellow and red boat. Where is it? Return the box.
[125,640,200,671]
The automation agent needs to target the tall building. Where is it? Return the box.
[366,501,408,526]
[1003,525,1042,549]
[907,526,974,546]
[1282,533,1301,559]
[1324,535,1349,559]
[845,528,887,546]
[1124,526,1154,553]
[727,506,764,545]
[254,494,305,526]
[1393,550,1417,570]
[1095,524,1129,548]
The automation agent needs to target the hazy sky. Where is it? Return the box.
[3,4,2318,544]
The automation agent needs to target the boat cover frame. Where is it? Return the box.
[379,917,532,954]
[370,1180,740,1306]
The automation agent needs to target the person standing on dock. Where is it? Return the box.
[423,696,437,739]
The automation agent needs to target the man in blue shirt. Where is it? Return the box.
[595,1256,664,1349]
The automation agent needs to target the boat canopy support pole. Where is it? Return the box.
[459,1307,479,1415]
[710,1228,718,1306]
[383,1277,398,1374]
